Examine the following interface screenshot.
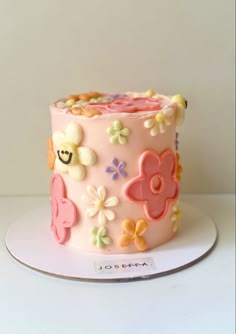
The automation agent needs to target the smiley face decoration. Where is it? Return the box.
[57,142,77,165]
[52,122,96,181]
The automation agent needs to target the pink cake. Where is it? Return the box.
[48,90,187,254]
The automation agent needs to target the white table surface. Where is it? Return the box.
[0,194,235,334]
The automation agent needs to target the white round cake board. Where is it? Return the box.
[5,202,217,282]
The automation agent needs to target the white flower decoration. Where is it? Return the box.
[52,122,96,181]
[171,202,182,233]
[144,107,174,136]
[83,185,119,225]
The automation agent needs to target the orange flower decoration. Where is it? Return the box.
[71,106,101,118]
[79,91,102,101]
[176,152,183,181]
[67,94,80,101]
[47,138,56,170]
[118,218,148,251]
[67,91,102,102]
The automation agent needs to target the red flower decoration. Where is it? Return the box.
[124,150,179,221]
[50,174,78,244]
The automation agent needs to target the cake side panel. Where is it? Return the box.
[49,110,180,254]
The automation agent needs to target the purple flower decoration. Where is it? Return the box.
[105,158,128,180]
[110,94,128,99]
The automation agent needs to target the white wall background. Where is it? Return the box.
[0,0,235,195]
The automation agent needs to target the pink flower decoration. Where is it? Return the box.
[124,150,179,221]
[90,96,161,113]
[50,174,78,244]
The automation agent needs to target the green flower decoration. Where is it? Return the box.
[107,120,130,144]
[90,226,112,249]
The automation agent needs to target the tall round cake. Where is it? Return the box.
[48,90,187,254]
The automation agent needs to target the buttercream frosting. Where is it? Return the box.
[49,90,187,253]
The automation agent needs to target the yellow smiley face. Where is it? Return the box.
[57,143,78,165]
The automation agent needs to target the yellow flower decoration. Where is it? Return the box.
[52,122,96,181]
[118,218,148,251]
[176,152,183,181]
[144,107,174,136]
[145,89,155,97]
[171,202,182,233]
[171,95,187,126]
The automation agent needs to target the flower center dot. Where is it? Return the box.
[155,113,165,123]
[150,174,164,194]
[95,200,104,210]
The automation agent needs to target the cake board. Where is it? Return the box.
[5,202,217,282]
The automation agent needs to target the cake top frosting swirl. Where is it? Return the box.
[52,90,181,117]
